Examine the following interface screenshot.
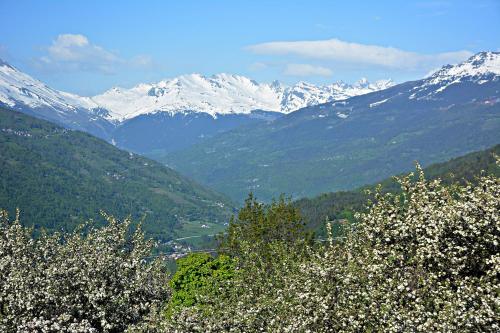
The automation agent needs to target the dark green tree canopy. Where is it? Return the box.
[218,194,313,258]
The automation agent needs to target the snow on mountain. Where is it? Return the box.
[410,51,500,99]
[2,51,498,125]
[279,78,393,113]
[0,60,114,139]
[0,57,393,125]
[92,74,394,121]
[429,51,500,80]
[92,74,282,121]
[0,59,98,113]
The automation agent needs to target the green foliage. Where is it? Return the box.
[0,108,234,242]
[167,253,235,316]
[218,194,313,258]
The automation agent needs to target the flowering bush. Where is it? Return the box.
[0,212,169,332]
[164,165,499,332]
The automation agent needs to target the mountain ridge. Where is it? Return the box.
[0,60,393,122]
[295,143,500,236]
[92,73,393,120]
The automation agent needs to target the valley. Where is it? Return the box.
[1,2,499,330]
[162,52,500,202]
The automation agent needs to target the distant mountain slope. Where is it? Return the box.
[295,144,500,235]
[163,52,500,202]
[0,107,233,241]
[115,110,283,155]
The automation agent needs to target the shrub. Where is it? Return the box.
[0,212,169,332]
[166,252,235,316]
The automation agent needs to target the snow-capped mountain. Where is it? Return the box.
[331,51,500,117]
[277,78,393,113]
[427,51,500,83]
[0,59,98,111]
[0,59,113,139]
[92,74,393,121]
[406,51,500,100]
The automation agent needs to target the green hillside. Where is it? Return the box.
[162,78,500,203]
[295,144,500,235]
[0,107,234,242]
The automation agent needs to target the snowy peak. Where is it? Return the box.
[355,77,369,88]
[0,59,98,112]
[408,52,500,99]
[0,59,114,139]
[92,73,284,120]
[428,51,500,82]
[93,75,394,120]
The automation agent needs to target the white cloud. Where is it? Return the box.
[247,38,472,70]
[39,34,154,74]
[283,63,332,77]
[130,54,155,68]
[249,62,268,71]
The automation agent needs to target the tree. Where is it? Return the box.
[217,193,313,259]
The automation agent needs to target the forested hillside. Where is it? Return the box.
[0,107,234,241]
[295,144,500,235]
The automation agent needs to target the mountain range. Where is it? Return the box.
[91,74,393,120]
[161,52,500,202]
[0,60,392,154]
[1,52,499,203]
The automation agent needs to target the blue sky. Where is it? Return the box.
[1,0,499,95]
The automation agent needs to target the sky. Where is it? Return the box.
[0,0,499,96]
